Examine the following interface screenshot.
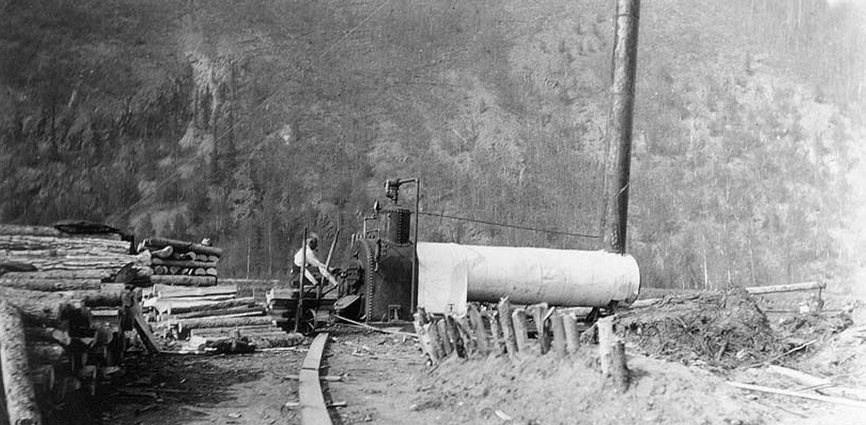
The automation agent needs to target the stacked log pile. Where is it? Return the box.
[145,284,300,349]
[413,298,631,391]
[138,237,222,285]
[0,223,155,423]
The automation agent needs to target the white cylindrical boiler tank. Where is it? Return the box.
[417,242,640,314]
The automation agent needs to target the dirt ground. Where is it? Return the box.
[65,290,866,425]
[89,348,307,425]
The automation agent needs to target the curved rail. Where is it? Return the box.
[299,332,332,425]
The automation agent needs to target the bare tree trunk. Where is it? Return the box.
[0,301,43,425]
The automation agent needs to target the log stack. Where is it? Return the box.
[0,223,154,424]
[144,284,299,350]
[138,237,222,286]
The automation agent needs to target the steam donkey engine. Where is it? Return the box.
[337,178,419,322]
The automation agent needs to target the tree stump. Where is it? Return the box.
[597,316,629,392]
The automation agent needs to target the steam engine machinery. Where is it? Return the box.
[331,178,641,323]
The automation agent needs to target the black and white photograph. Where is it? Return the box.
[1,0,865,423]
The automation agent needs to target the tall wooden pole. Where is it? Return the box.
[602,0,641,254]
[294,229,307,334]
[411,178,420,315]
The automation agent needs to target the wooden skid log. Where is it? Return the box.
[167,306,265,321]
[190,325,279,337]
[152,297,255,315]
[154,284,236,298]
[144,237,223,257]
[0,300,44,425]
[173,315,274,331]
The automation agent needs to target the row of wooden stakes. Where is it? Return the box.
[413,298,631,391]
[413,298,589,361]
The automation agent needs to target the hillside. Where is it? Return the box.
[1,0,864,288]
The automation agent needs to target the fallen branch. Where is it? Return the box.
[728,381,866,409]
[750,339,817,368]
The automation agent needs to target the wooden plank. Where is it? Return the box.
[149,275,217,287]
[132,311,161,354]
[728,381,866,408]
[171,315,275,331]
[299,332,333,425]
[151,297,256,315]
[154,284,237,298]
[166,306,263,320]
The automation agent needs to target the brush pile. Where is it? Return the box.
[617,288,783,368]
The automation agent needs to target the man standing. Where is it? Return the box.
[292,234,338,287]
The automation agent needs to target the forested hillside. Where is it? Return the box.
[1,0,864,288]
